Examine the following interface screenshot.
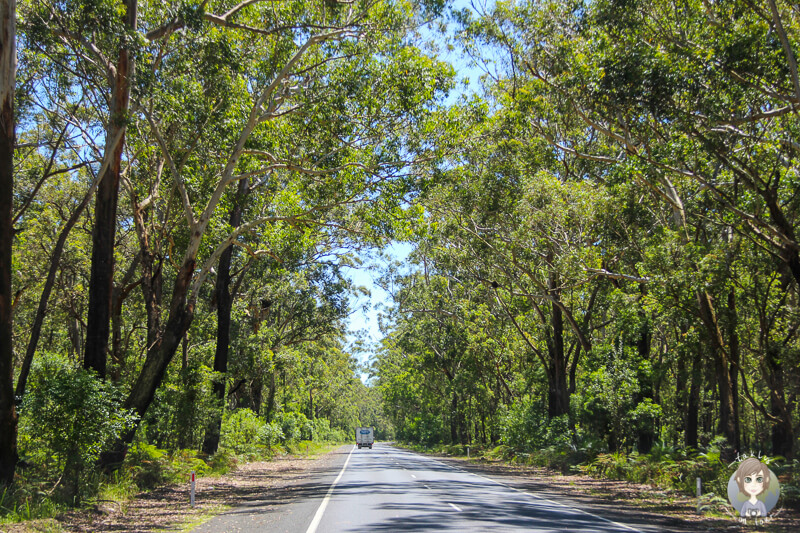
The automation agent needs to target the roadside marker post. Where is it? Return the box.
[696,477,701,514]
[191,471,196,507]
[467,446,470,459]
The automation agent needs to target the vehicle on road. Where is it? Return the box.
[356,427,374,449]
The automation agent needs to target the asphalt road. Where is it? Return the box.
[192,443,649,533]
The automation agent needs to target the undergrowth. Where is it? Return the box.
[0,437,345,526]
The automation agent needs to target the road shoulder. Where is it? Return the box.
[427,454,799,533]
[49,445,350,533]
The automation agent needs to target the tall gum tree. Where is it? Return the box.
[83,0,137,377]
[455,0,799,457]
[102,0,455,463]
[0,0,18,487]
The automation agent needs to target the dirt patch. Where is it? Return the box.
[433,455,800,533]
[28,449,343,533]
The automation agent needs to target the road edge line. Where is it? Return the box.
[419,452,641,533]
[306,444,355,533]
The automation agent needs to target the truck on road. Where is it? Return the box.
[356,427,374,449]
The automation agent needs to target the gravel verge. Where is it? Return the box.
[2,448,343,533]
[431,454,800,533]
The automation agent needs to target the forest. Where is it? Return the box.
[0,0,799,520]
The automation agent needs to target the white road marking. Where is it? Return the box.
[449,503,463,512]
[306,445,355,533]
[411,474,416,478]
[424,484,431,489]
[420,453,641,533]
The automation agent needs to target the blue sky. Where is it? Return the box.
[341,0,490,373]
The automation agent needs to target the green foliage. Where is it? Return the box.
[219,409,267,456]
[19,358,137,503]
[274,411,314,443]
[581,441,735,497]
[0,483,64,524]
[260,421,285,448]
[311,418,347,443]
[499,398,572,452]
[143,362,216,451]
[772,459,800,507]
[123,443,210,490]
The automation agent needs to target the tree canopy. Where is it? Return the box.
[1,0,799,513]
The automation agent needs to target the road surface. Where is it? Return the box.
[192,443,656,532]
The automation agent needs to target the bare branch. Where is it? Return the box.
[768,0,800,103]
[586,268,650,284]
[142,109,196,228]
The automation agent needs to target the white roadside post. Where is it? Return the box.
[191,471,196,507]
[696,477,701,514]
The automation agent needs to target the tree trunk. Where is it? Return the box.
[16,177,99,397]
[546,281,569,418]
[450,392,458,443]
[766,345,795,458]
[127,258,195,416]
[675,338,687,447]
[636,315,655,454]
[202,179,248,455]
[265,368,277,422]
[110,254,140,382]
[84,0,137,377]
[251,376,263,415]
[100,258,195,467]
[726,288,741,452]
[0,0,18,487]
[685,347,701,449]
[696,290,737,456]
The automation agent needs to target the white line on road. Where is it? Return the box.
[411,474,416,478]
[421,453,641,533]
[306,445,355,533]
[424,485,431,489]
[449,503,462,512]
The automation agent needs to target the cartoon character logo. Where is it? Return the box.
[727,456,780,524]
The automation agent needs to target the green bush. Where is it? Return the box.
[499,396,572,452]
[275,411,314,442]
[312,419,348,442]
[260,421,284,448]
[124,442,169,489]
[484,445,514,461]
[220,408,265,455]
[529,445,575,473]
[123,443,210,490]
[19,359,137,504]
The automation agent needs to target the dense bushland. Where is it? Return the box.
[373,0,800,511]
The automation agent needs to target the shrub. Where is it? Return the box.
[499,396,572,453]
[123,443,210,490]
[312,419,348,442]
[220,408,265,455]
[19,359,137,504]
[275,411,314,442]
[124,442,169,489]
[260,421,284,448]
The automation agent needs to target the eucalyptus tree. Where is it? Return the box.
[0,0,17,487]
[455,0,800,457]
[203,251,353,452]
[95,0,455,462]
[418,99,614,422]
